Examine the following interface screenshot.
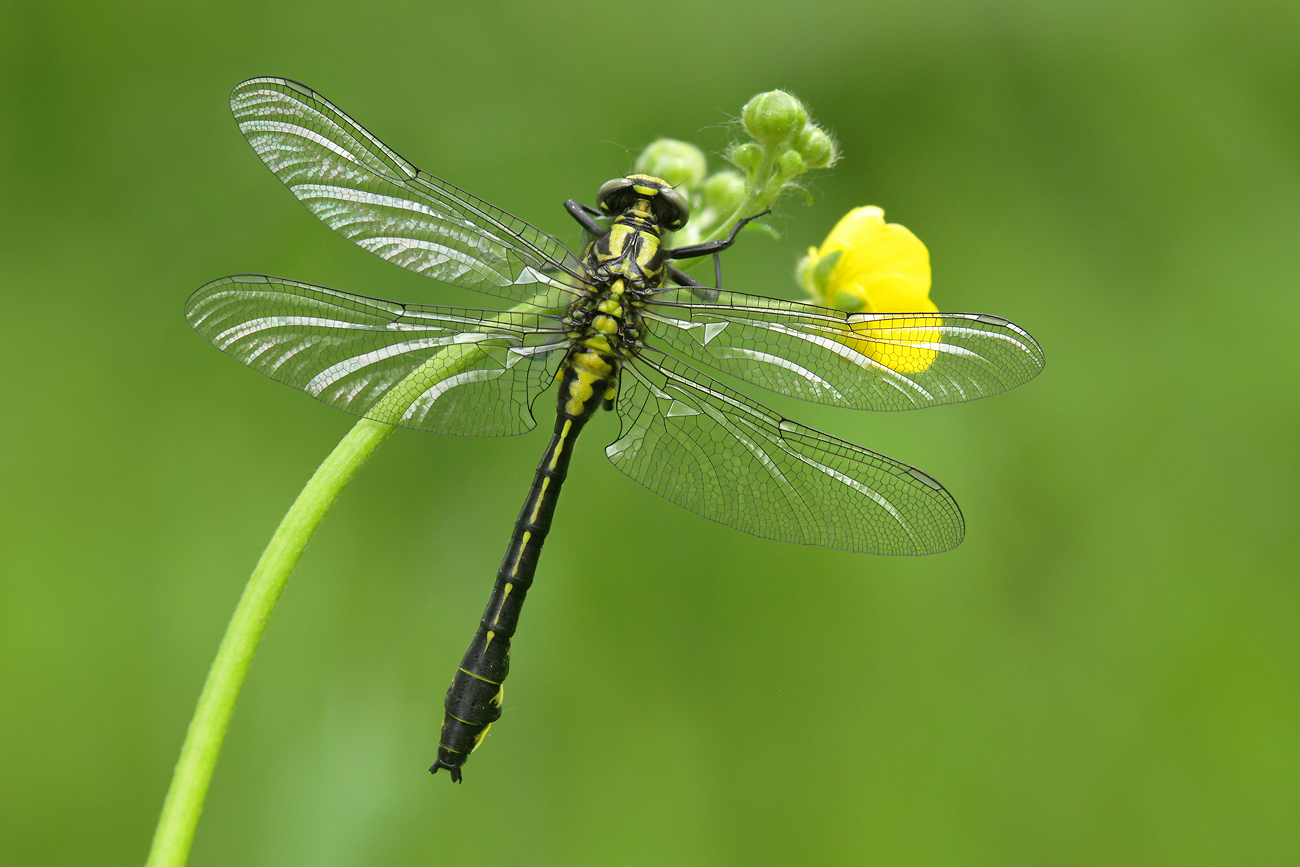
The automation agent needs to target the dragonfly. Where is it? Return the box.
[186,77,1044,782]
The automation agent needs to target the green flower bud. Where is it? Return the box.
[634,138,707,189]
[794,125,837,169]
[741,90,808,147]
[703,170,746,215]
[776,148,804,177]
[726,141,763,173]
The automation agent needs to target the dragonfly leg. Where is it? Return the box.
[665,208,771,260]
[564,199,606,235]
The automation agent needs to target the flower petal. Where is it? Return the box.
[806,206,940,372]
[832,217,930,312]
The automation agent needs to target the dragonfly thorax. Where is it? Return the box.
[583,174,687,294]
[570,180,682,360]
[583,210,671,292]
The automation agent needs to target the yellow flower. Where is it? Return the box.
[798,206,941,374]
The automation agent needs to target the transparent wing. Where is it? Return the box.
[645,289,1044,411]
[186,275,567,436]
[607,350,963,554]
[229,77,588,310]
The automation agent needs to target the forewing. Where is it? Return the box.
[607,350,964,554]
[186,275,566,436]
[229,77,587,309]
[646,290,1044,411]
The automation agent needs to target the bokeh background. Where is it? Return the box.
[3,0,1298,864]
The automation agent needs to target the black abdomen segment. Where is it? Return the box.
[430,348,610,781]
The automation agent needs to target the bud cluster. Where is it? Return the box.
[734,90,838,177]
[631,90,838,253]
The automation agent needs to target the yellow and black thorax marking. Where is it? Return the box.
[559,175,681,415]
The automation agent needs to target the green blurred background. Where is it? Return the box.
[3,0,1298,864]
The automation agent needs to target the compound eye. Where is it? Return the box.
[595,178,633,214]
[658,186,691,231]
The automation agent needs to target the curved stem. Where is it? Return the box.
[145,418,396,867]
[147,287,564,867]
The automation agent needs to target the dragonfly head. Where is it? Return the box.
[595,174,690,232]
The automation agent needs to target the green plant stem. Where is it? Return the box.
[145,417,396,867]
[676,157,792,275]
[145,288,562,867]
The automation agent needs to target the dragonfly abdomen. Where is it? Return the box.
[431,345,615,782]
